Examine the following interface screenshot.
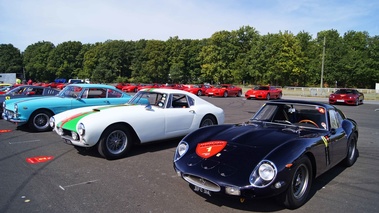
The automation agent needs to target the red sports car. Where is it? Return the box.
[245,85,282,100]
[205,84,242,97]
[329,88,364,106]
[122,83,140,93]
[181,84,203,96]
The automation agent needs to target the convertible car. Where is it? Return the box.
[0,85,60,117]
[173,100,358,209]
[2,84,131,132]
[329,88,364,106]
[245,85,282,100]
[49,89,225,160]
[205,84,242,97]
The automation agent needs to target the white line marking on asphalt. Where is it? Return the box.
[59,179,100,190]
[8,139,41,144]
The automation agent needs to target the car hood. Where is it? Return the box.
[4,96,60,107]
[56,104,147,130]
[179,124,314,183]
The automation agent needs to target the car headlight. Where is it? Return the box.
[258,163,276,181]
[78,123,85,136]
[250,160,277,188]
[49,117,55,128]
[174,141,188,162]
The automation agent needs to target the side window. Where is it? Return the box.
[34,88,43,95]
[188,96,194,106]
[171,94,189,108]
[80,88,90,98]
[329,110,340,129]
[87,88,106,98]
[108,89,122,98]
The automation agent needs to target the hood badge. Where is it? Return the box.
[196,141,227,159]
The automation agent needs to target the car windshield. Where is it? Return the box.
[57,85,84,98]
[335,89,356,94]
[251,103,328,130]
[128,91,166,106]
[254,86,269,90]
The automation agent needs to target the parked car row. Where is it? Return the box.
[1,87,359,209]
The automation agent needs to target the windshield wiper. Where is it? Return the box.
[274,120,294,125]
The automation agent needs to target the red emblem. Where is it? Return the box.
[196,141,227,159]
[26,156,54,164]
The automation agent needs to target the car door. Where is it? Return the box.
[328,109,348,165]
[104,88,130,105]
[71,88,112,108]
[164,94,195,136]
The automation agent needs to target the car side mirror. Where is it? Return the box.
[145,105,152,111]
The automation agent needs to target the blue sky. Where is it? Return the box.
[1,0,378,51]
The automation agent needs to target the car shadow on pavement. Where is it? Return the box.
[186,163,349,211]
[73,138,181,159]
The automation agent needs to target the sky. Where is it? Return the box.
[1,0,378,52]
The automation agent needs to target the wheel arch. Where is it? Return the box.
[28,108,55,122]
[100,122,141,145]
[202,113,219,125]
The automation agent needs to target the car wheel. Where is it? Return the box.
[281,156,312,209]
[134,88,138,92]
[278,93,282,99]
[266,93,271,100]
[98,124,132,160]
[199,115,217,127]
[237,91,242,97]
[197,90,202,96]
[344,133,358,167]
[355,99,359,106]
[223,91,228,97]
[28,110,53,132]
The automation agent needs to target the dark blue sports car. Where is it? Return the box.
[173,100,358,209]
[0,85,60,117]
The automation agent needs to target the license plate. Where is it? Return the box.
[250,95,255,97]
[193,185,211,196]
[208,93,213,95]
[337,100,344,102]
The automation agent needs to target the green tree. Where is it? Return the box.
[199,30,239,84]
[0,44,23,75]
[23,41,55,82]
[47,41,83,81]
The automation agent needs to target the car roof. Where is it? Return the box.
[68,84,117,89]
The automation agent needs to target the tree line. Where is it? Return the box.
[1,26,378,88]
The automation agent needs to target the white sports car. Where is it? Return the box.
[50,88,225,159]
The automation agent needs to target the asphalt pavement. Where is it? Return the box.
[0,96,378,213]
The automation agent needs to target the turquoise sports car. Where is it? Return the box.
[2,84,132,132]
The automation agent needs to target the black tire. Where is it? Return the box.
[223,91,228,97]
[237,91,242,97]
[266,93,271,100]
[355,99,359,106]
[197,90,202,96]
[344,133,358,167]
[28,110,53,132]
[199,115,217,128]
[281,156,313,209]
[98,124,132,160]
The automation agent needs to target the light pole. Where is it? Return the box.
[320,36,326,88]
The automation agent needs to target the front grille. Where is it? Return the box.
[4,110,15,118]
[182,174,221,192]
